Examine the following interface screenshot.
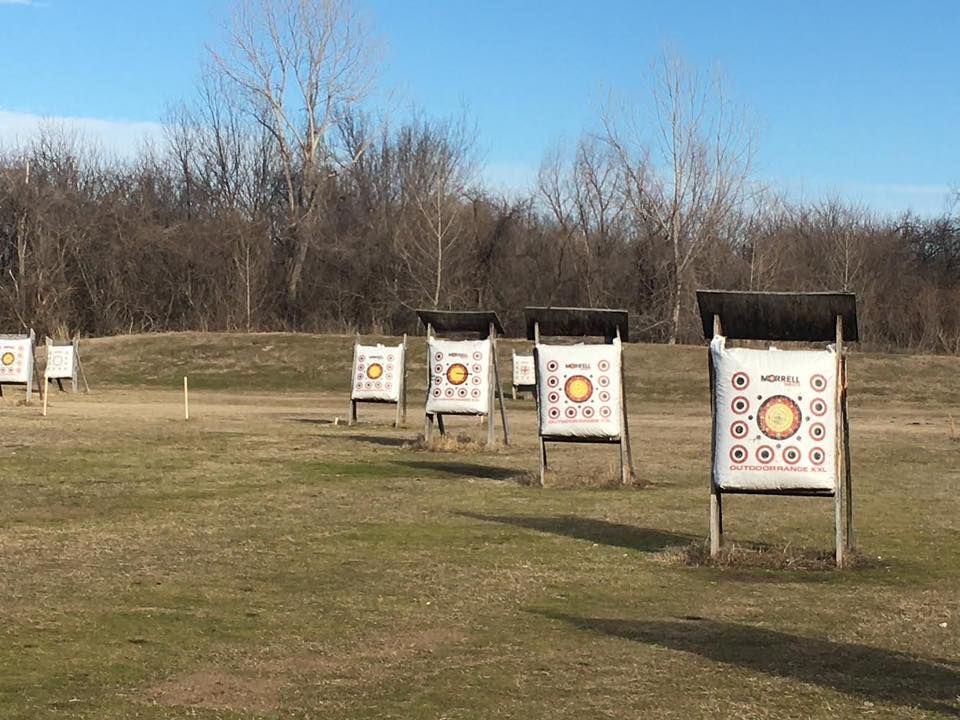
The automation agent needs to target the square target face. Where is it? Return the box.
[45,345,76,380]
[351,343,404,402]
[0,337,33,384]
[712,337,837,492]
[536,342,622,439]
[425,338,491,415]
[512,354,536,387]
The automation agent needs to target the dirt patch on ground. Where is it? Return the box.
[146,669,285,714]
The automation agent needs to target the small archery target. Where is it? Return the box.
[565,406,578,419]
[472,351,483,361]
[432,387,442,398]
[731,396,750,414]
[731,372,750,390]
[598,375,610,388]
[599,405,612,418]
[757,395,802,440]
[471,363,482,374]
[783,445,801,465]
[810,374,827,392]
[599,391,610,403]
[729,445,748,464]
[756,445,775,464]
[582,406,595,418]
[730,420,749,439]
[810,447,826,466]
[547,375,560,388]
[546,360,559,372]
[444,387,454,398]
[548,391,560,403]
[457,387,468,398]
[598,359,610,372]
[549,407,561,419]
[564,375,593,403]
[809,422,826,441]
[471,388,481,399]
[810,398,828,417]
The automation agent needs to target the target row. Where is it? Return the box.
[730,395,829,417]
[730,419,827,441]
[431,386,483,399]
[729,444,827,466]
[546,404,615,420]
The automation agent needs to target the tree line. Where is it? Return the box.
[1,0,958,352]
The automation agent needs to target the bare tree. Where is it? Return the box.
[209,0,377,319]
[605,53,755,343]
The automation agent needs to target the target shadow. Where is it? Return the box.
[536,613,960,717]
[460,513,695,553]
[351,434,409,448]
[396,461,522,482]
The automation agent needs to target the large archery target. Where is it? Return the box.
[45,345,76,380]
[0,336,33,384]
[512,354,536,387]
[712,336,837,492]
[351,343,404,402]
[536,341,622,439]
[425,338,491,415]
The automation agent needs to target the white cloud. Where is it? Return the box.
[0,1,40,5]
[0,109,165,158]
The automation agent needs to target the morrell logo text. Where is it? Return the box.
[761,374,800,386]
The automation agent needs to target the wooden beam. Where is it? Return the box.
[834,313,845,568]
[709,314,723,557]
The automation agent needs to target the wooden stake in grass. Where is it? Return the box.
[183,376,190,421]
[42,381,48,417]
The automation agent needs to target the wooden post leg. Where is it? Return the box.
[835,489,844,568]
[425,414,434,443]
[436,414,445,436]
[512,385,517,401]
[619,440,628,486]
[348,399,357,426]
[394,398,401,428]
[710,487,722,557]
[539,437,547,487]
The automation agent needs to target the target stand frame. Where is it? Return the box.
[0,329,41,404]
[416,310,509,448]
[525,306,637,487]
[348,333,408,428]
[697,290,857,567]
[511,350,536,400]
[44,336,90,395]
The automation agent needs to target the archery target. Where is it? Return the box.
[536,340,622,439]
[712,336,837,492]
[512,353,536,387]
[0,336,33,384]
[425,338,491,415]
[45,344,77,380]
[351,343,404,402]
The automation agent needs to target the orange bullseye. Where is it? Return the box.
[1,352,14,366]
[366,363,384,380]
[564,375,593,403]
[446,363,469,385]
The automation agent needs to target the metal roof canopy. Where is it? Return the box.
[524,307,629,342]
[696,290,858,342]
[416,309,504,336]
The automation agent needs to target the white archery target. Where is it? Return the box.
[45,345,76,380]
[351,343,403,402]
[425,338,491,415]
[512,354,535,387]
[712,336,837,492]
[0,336,33,384]
[536,340,622,439]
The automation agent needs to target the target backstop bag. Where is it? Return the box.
[426,338,491,415]
[45,344,77,380]
[351,343,404,402]
[536,340,623,439]
[712,336,837,492]
[0,335,34,385]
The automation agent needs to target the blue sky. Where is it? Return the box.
[1,0,957,216]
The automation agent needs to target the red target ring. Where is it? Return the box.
[810,374,827,392]
[732,372,750,390]
[564,407,578,419]
[756,445,775,464]
[599,406,612,418]
[729,445,748,464]
[548,407,561,419]
[546,360,559,372]
[809,447,826,466]
[757,395,802,440]
[730,420,749,439]
[810,398,828,417]
[731,396,750,415]
[810,422,826,441]
[598,359,611,372]
[783,446,801,465]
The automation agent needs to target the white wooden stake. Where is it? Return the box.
[42,382,48,417]
[183,376,190,421]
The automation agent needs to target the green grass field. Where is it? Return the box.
[1,332,958,719]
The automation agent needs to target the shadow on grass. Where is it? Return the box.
[287,417,334,425]
[396,461,521,481]
[351,435,409,448]
[540,613,960,717]
[460,513,695,552]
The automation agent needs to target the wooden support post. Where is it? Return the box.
[70,337,79,393]
[490,322,509,446]
[616,326,636,485]
[26,329,36,404]
[843,357,854,551]
[348,340,358,426]
[76,338,91,393]
[834,314,846,567]
[424,413,434,443]
[436,414,445,436]
[539,437,547,487]
[709,314,723,557]
[183,376,190,421]
[399,334,408,426]
[511,350,517,400]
